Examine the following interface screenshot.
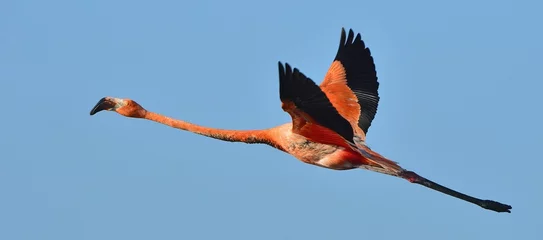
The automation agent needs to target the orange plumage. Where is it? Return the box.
[90,28,511,213]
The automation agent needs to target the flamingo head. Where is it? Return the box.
[89,97,147,118]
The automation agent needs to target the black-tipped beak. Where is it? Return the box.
[90,97,116,115]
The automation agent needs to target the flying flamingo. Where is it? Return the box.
[90,28,511,213]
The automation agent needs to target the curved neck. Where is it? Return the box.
[143,111,282,149]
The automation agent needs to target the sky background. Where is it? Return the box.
[2,0,542,239]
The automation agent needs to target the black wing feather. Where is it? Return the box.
[335,28,380,134]
[278,62,354,144]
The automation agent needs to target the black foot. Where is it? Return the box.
[480,200,512,213]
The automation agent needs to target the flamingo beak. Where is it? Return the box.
[90,97,117,115]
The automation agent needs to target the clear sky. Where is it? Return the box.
[3,0,542,239]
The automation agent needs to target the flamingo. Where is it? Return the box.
[90,28,511,213]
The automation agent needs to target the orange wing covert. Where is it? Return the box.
[278,62,355,147]
[320,28,380,137]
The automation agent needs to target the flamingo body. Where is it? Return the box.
[267,123,364,170]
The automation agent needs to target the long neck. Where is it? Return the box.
[143,111,281,148]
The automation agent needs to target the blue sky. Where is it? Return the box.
[3,0,542,239]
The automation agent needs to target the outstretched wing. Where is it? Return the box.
[278,62,355,147]
[320,28,380,138]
